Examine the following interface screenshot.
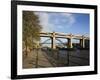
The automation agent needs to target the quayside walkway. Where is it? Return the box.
[23,49,53,68]
[23,48,89,69]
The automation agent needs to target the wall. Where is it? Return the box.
[0,0,99,80]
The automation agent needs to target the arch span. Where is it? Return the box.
[40,38,67,48]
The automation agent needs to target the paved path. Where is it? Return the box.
[23,49,53,69]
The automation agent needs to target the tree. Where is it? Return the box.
[23,11,42,56]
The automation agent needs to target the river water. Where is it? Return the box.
[42,48,89,67]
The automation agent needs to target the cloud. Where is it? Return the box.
[34,12,76,32]
[62,13,75,25]
[34,12,54,32]
[49,13,75,28]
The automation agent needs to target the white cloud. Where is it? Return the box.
[59,13,75,26]
[34,12,76,32]
[34,12,54,32]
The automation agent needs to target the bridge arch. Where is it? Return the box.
[40,38,51,45]
[40,38,67,48]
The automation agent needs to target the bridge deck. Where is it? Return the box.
[40,32,89,40]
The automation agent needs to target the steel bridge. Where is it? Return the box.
[40,32,89,49]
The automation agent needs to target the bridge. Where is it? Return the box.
[40,32,89,49]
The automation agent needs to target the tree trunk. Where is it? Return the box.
[25,38,28,57]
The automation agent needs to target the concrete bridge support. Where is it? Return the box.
[51,32,56,49]
[80,39,85,48]
[51,37,56,49]
[85,40,89,48]
[67,38,72,48]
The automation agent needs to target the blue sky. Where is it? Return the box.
[35,12,89,35]
[34,12,89,45]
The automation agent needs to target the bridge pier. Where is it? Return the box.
[51,32,56,49]
[85,39,89,48]
[80,39,85,48]
[51,37,56,49]
[67,38,72,48]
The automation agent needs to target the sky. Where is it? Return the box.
[34,12,89,35]
[34,11,90,45]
